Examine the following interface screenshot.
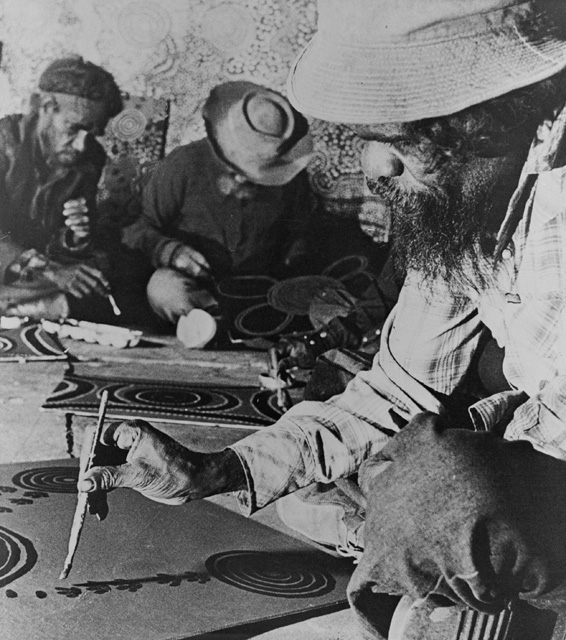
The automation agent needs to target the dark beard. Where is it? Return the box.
[366,172,496,293]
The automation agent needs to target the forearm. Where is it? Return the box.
[230,278,483,515]
[122,217,183,268]
[229,371,415,515]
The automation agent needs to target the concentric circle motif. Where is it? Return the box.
[234,303,292,337]
[111,108,148,142]
[251,390,284,421]
[0,526,37,588]
[205,551,335,598]
[118,1,171,48]
[44,377,96,405]
[11,467,78,494]
[0,337,15,353]
[201,3,253,53]
[267,276,345,316]
[114,385,240,413]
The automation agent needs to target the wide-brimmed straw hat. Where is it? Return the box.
[287,0,566,124]
[203,81,313,186]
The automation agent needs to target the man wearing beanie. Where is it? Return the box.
[0,56,122,320]
[81,1,566,636]
[123,81,314,348]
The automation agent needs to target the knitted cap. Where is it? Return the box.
[38,56,122,119]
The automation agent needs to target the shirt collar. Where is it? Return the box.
[523,101,566,174]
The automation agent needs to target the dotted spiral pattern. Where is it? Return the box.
[205,551,335,598]
[0,526,38,588]
[11,467,78,494]
[111,108,148,142]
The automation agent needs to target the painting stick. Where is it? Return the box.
[59,390,109,580]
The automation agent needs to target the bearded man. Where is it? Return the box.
[79,0,566,636]
[0,56,122,319]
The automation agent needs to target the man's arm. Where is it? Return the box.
[122,149,209,276]
[81,273,484,511]
[80,419,246,503]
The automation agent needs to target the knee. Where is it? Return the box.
[146,268,194,323]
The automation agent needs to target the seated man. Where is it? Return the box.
[81,0,566,636]
[0,56,123,320]
[122,81,314,347]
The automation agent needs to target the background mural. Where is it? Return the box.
[0,0,390,242]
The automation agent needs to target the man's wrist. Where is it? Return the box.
[189,448,247,499]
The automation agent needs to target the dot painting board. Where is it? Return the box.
[0,459,353,640]
[41,369,284,429]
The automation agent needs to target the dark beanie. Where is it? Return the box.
[38,56,122,118]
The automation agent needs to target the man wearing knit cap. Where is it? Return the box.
[81,0,566,636]
[123,81,314,348]
[0,56,122,319]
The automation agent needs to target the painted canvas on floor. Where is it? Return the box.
[0,459,353,640]
[41,368,283,428]
[0,324,67,363]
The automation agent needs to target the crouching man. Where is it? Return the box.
[0,56,123,320]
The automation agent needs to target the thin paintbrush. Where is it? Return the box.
[59,389,109,580]
[107,292,121,316]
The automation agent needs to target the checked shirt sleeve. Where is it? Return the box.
[230,273,485,514]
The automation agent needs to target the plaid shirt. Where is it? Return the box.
[231,108,566,515]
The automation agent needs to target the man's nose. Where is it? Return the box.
[361,141,404,180]
[72,130,89,152]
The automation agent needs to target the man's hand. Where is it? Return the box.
[63,198,90,243]
[43,262,109,298]
[275,335,319,370]
[78,419,246,505]
[170,245,211,278]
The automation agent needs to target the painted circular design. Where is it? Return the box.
[201,3,253,52]
[45,377,97,405]
[11,467,78,494]
[111,108,148,142]
[118,1,171,48]
[234,303,292,337]
[0,526,38,588]
[114,385,240,412]
[0,337,15,353]
[267,276,345,316]
[206,551,335,598]
[251,390,284,421]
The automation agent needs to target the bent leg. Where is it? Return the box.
[146,268,217,324]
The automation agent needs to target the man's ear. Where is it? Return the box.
[36,92,59,115]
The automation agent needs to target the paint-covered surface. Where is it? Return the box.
[0,458,352,640]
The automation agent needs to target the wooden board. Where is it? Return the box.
[0,459,353,640]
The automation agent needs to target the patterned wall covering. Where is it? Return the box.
[0,0,389,242]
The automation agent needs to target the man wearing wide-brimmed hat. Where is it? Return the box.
[0,56,122,320]
[123,81,314,348]
[82,0,566,636]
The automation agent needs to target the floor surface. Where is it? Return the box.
[0,330,362,640]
